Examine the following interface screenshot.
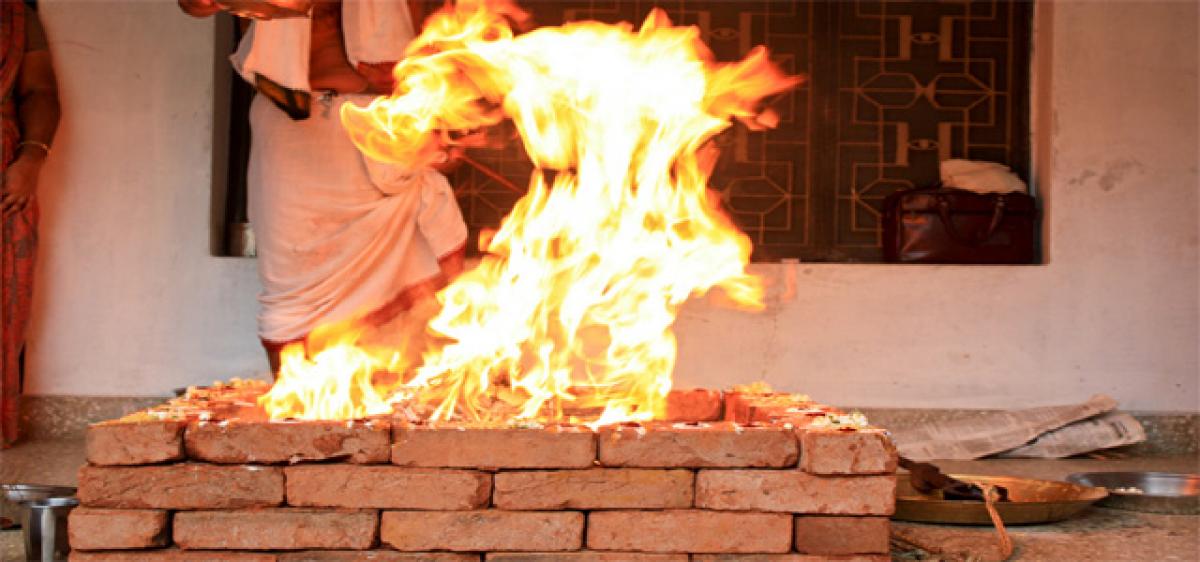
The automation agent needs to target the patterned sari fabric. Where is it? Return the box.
[1,2,36,448]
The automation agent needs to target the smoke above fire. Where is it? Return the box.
[258,0,801,425]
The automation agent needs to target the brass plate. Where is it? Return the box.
[893,473,1108,526]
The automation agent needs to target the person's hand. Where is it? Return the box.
[214,0,309,19]
[179,0,308,19]
[428,129,493,174]
[356,61,397,95]
[1,152,45,217]
[429,145,467,175]
[178,0,223,17]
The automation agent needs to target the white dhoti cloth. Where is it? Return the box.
[247,93,468,343]
[233,0,466,342]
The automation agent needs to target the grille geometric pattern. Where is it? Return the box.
[824,0,1032,260]
[435,0,1031,262]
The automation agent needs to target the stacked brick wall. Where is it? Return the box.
[70,389,896,561]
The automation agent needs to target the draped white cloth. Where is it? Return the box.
[247,94,467,342]
[232,0,416,92]
[236,2,468,342]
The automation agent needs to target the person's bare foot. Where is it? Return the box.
[308,0,367,93]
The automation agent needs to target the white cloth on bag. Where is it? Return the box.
[939,159,1027,194]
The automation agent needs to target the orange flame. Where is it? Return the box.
[256,322,409,421]
[259,0,800,425]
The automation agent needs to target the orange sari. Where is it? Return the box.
[1,2,37,448]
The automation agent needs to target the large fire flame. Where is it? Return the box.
[258,0,799,425]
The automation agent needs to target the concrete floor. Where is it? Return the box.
[1,439,1197,561]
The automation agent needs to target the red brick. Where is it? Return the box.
[695,470,895,515]
[749,398,822,424]
[493,469,692,510]
[68,508,169,550]
[665,389,723,422]
[78,464,283,509]
[587,510,792,553]
[278,553,478,561]
[795,516,890,555]
[174,509,377,550]
[693,556,889,562]
[597,422,798,468]
[286,465,490,509]
[392,424,595,469]
[70,551,277,562]
[488,554,687,562]
[724,392,828,424]
[722,391,758,423]
[86,419,186,466]
[381,511,583,552]
[764,411,832,430]
[185,419,390,464]
[753,406,833,426]
[799,428,897,475]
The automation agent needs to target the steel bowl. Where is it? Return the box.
[23,496,80,562]
[893,473,1108,525]
[1066,471,1200,515]
[1,484,77,504]
[1,484,77,535]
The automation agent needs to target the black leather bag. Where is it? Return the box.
[882,186,1037,264]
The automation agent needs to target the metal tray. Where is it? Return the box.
[1066,471,1200,515]
[893,473,1107,525]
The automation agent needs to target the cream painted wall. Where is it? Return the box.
[26,1,264,395]
[24,1,1200,412]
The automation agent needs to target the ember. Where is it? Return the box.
[259,0,800,426]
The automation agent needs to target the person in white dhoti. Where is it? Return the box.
[179,0,468,372]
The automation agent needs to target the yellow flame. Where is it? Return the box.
[257,322,407,421]
[260,0,799,424]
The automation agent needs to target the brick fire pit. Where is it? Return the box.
[70,383,897,561]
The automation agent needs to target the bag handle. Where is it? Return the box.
[937,195,1007,247]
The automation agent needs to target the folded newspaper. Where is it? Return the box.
[889,394,1147,460]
